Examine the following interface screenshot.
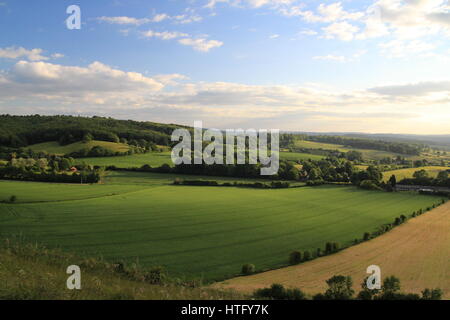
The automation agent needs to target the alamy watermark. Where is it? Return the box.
[66,5,81,30]
[66,265,81,290]
[171,121,280,176]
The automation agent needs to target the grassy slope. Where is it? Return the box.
[0,174,442,281]
[382,166,450,182]
[215,202,450,299]
[77,151,173,168]
[0,241,243,300]
[28,140,130,155]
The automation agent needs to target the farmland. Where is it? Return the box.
[0,173,442,281]
[216,201,450,299]
[280,151,324,162]
[77,151,173,168]
[382,166,450,182]
[294,139,414,161]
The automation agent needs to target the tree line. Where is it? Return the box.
[252,275,443,300]
[0,114,178,148]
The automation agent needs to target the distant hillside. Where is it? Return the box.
[0,115,186,148]
[284,131,450,150]
[28,140,131,156]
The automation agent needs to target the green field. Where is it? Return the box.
[77,151,173,168]
[382,166,450,182]
[28,140,130,155]
[0,173,442,281]
[280,151,324,162]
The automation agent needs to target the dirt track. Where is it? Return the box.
[215,201,450,299]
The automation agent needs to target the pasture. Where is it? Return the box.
[216,202,450,299]
[0,173,442,281]
[77,151,173,168]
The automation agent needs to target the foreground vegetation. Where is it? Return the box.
[0,239,243,300]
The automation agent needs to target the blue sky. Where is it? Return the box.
[0,0,449,133]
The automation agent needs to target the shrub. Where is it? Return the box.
[316,248,322,257]
[144,266,166,285]
[306,179,325,186]
[289,251,302,265]
[323,275,354,300]
[241,264,255,275]
[332,242,340,252]
[363,232,371,241]
[421,288,443,300]
[303,250,311,261]
[359,180,382,191]
[254,284,308,300]
[9,195,17,203]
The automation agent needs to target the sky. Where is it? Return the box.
[0,0,449,134]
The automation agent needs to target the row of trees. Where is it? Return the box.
[0,165,102,184]
[253,276,442,300]
[174,179,290,189]
[118,158,300,181]
[0,154,103,184]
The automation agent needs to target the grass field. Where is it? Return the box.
[216,202,450,299]
[280,151,324,162]
[0,174,442,281]
[382,166,450,182]
[28,140,130,155]
[77,151,173,168]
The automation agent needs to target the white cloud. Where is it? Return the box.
[142,30,223,52]
[369,81,450,96]
[322,22,359,41]
[178,38,224,52]
[313,54,346,62]
[357,0,450,40]
[0,47,61,61]
[281,2,364,23]
[97,16,152,25]
[142,30,189,40]
[97,12,201,26]
[313,50,367,63]
[299,29,318,36]
[51,53,64,59]
[379,39,436,58]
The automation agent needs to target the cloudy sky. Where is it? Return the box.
[0,0,449,134]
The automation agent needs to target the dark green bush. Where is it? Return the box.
[289,251,302,265]
[241,264,255,275]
